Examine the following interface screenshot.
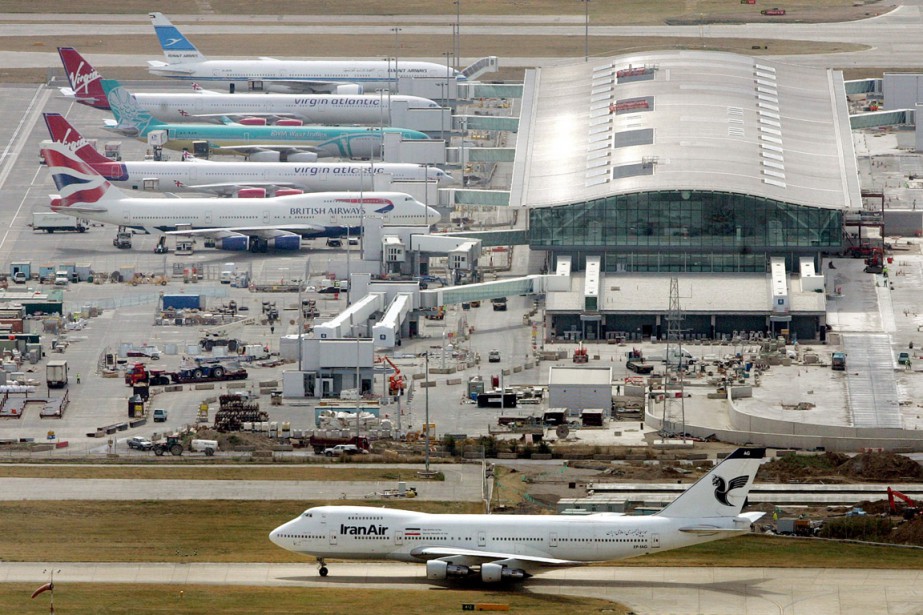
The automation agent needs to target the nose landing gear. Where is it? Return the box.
[317,558,328,577]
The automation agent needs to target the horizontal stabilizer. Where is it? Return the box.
[679,526,750,536]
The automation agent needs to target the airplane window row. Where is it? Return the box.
[346,515,384,521]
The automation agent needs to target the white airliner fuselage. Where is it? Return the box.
[126,92,440,125]
[150,60,463,94]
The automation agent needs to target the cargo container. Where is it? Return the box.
[162,294,203,311]
[32,213,86,233]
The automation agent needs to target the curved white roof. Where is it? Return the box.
[511,50,861,211]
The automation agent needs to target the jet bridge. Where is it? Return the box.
[313,293,387,340]
[419,271,571,309]
[372,293,413,348]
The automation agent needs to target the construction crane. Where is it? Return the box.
[376,356,406,396]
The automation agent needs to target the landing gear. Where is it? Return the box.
[317,558,328,577]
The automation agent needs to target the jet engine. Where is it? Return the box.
[219,235,249,251]
[425,560,471,580]
[248,151,281,162]
[267,235,301,251]
[287,152,319,162]
[480,563,527,583]
[334,84,364,94]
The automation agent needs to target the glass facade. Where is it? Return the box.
[529,190,843,272]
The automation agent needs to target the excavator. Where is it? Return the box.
[887,487,921,520]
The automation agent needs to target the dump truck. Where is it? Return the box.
[46,360,68,388]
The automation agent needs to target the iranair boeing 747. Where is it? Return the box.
[58,47,440,126]
[101,80,428,160]
[42,142,440,253]
[148,12,474,94]
[270,448,766,582]
[44,113,451,197]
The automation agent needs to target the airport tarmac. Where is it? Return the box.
[2,561,922,615]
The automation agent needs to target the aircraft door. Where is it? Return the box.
[549,532,558,548]
[477,531,486,547]
[263,210,271,225]
[329,531,337,545]
[204,210,212,225]
[650,533,660,549]
[394,531,403,546]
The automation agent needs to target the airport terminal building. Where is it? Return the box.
[511,51,862,341]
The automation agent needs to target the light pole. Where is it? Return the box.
[424,348,431,473]
[454,0,461,67]
[352,323,362,442]
[442,50,454,109]
[582,0,590,62]
[391,27,402,92]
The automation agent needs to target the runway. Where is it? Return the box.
[2,561,922,615]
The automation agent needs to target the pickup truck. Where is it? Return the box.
[323,444,369,457]
[127,437,153,451]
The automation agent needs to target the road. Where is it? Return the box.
[3,4,923,69]
[2,561,921,615]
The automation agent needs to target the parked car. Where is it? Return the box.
[11,272,27,284]
[127,437,153,451]
[488,350,501,363]
[152,408,168,422]
[323,444,368,457]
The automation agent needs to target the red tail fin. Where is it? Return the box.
[58,47,109,110]
[43,113,110,165]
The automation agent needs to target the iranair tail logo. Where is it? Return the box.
[712,475,749,507]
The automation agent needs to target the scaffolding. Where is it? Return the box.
[661,277,686,441]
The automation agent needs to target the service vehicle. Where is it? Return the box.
[32,212,87,233]
[11,272,27,284]
[323,444,369,457]
[491,297,508,311]
[831,352,847,371]
[307,435,370,455]
[46,360,68,388]
[488,350,501,363]
[127,437,154,451]
[152,408,168,422]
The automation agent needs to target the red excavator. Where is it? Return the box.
[887,487,921,520]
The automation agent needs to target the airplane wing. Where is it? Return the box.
[173,181,299,197]
[145,61,195,75]
[409,546,583,568]
[166,225,327,238]
[678,526,752,536]
[211,144,319,158]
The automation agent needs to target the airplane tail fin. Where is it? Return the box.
[655,448,765,519]
[43,113,112,166]
[102,79,164,136]
[42,143,121,211]
[149,12,206,63]
[57,47,109,110]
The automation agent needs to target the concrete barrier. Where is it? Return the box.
[226,381,246,390]
[419,381,437,388]
[501,369,511,376]
[194,383,215,390]
[524,362,534,369]
[411,373,425,380]
[512,366,522,373]
[446,378,462,385]
[165,385,183,393]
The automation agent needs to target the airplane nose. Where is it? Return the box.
[269,526,283,547]
[427,206,441,223]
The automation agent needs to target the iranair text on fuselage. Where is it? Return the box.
[296,166,386,176]
[300,98,381,108]
[340,523,389,536]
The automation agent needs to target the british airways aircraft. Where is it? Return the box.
[148,12,470,94]
[58,47,440,127]
[44,113,452,197]
[269,448,766,582]
[42,142,440,253]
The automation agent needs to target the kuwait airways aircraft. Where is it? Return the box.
[45,113,451,196]
[270,448,766,582]
[58,47,440,126]
[42,142,440,252]
[101,80,428,160]
[149,12,468,94]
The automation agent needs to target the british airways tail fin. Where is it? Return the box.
[44,113,111,166]
[58,47,109,110]
[149,12,206,63]
[101,80,164,136]
[42,143,122,212]
[655,448,765,519]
